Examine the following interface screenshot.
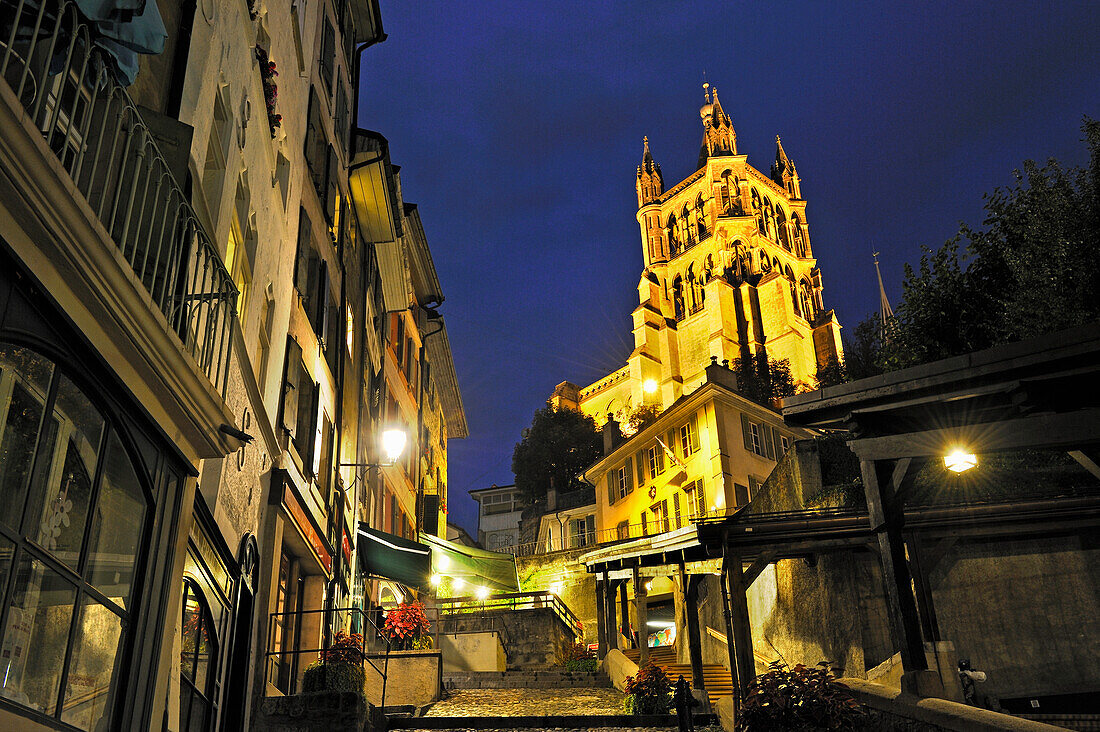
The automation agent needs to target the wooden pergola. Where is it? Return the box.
[782,322,1100,696]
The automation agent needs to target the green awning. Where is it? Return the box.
[357,525,431,588]
[422,533,520,593]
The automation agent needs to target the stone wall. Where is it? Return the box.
[254,691,380,732]
[516,549,598,644]
[441,607,578,670]
[363,650,441,708]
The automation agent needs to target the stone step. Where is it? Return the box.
[387,713,717,729]
[443,671,612,690]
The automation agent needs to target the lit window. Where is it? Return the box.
[679,418,698,456]
[749,422,763,457]
[617,467,629,499]
[647,444,665,477]
[346,305,354,355]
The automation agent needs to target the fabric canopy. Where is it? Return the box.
[74,0,167,84]
[421,533,520,593]
[357,525,431,589]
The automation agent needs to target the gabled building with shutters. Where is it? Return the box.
[581,359,812,544]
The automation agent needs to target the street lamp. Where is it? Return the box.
[381,428,407,465]
[643,378,658,394]
[944,448,978,473]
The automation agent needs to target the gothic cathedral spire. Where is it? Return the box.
[771,135,802,199]
[636,136,664,207]
[697,83,737,169]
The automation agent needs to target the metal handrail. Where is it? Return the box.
[264,606,391,707]
[1,0,237,396]
[437,591,584,639]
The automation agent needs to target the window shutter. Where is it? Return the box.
[607,474,616,505]
[689,414,700,452]
[656,443,665,473]
[294,210,311,291]
[667,428,678,458]
[741,414,753,450]
[661,498,670,532]
[636,450,646,484]
[624,457,634,493]
[282,337,302,435]
[748,475,759,498]
[764,424,775,460]
[771,426,783,457]
[734,483,750,506]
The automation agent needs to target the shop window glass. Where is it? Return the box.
[26,373,105,570]
[0,343,150,729]
[180,582,217,731]
[84,431,146,609]
[0,554,77,715]
[60,596,124,729]
[0,346,53,522]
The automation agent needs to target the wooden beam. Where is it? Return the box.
[742,550,777,587]
[862,457,927,673]
[605,578,619,650]
[849,408,1100,461]
[906,531,940,642]
[725,553,756,697]
[595,574,607,658]
[634,563,649,667]
[685,574,706,692]
[1069,449,1100,481]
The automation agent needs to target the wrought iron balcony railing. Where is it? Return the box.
[1,0,237,395]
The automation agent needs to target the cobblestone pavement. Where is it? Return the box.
[422,687,631,717]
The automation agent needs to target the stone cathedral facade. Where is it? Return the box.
[555,85,843,423]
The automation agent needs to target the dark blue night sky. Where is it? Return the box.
[357,1,1100,535]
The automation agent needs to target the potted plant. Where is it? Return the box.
[624,661,672,715]
[302,630,365,694]
[382,602,432,650]
[737,661,866,731]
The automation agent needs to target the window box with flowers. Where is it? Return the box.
[255,46,281,138]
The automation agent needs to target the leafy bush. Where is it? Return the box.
[302,661,365,694]
[383,602,431,650]
[624,662,672,715]
[321,630,364,664]
[737,661,865,731]
[566,658,598,672]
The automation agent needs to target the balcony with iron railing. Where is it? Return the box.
[0,2,238,412]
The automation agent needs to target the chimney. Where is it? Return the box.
[705,355,739,392]
[603,416,623,455]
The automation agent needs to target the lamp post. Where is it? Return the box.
[332,427,408,645]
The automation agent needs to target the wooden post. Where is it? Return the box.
[685,574,706,692]
[719,556,740,706]
[634,563,649,667]
[619,580,630,645]
[725,553,755,696]
[606,578,619,650]
[595,573,607,658]
[906,531,941,642]
[861,458,928,673]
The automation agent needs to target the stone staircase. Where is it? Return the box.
[622,645,736,700]
[443,669,612,689]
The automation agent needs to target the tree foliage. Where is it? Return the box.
[731,354,797,407]
[511,404,603,502]
[846,117,1100,375]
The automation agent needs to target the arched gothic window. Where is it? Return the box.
[792,214,806,257]
[672,276,685,320]
[759,254,771,273]
[800,280,815,322]
[751,189,763,233]
[719,170,733,213]
[0,343,150,731]
[180,581,219,731]
[666,214,678,256]
[776,208,790,250]
[695,195,707,238]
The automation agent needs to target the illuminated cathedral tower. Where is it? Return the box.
[554,84,843,422]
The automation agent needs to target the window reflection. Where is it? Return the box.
[0,346,54,524]
[84,431,146,609]
[180,582,217,731]
[61,597,123,729]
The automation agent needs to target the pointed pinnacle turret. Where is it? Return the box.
[771,134,802,198]
[698,83,737,168]
[873,251,894,339]
[636,135,663,207]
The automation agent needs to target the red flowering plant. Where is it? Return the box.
[382,602,432,650]
[302,630,365,694]
[254,46,281,137]
[321,630,364,664]
[624,661,672,715]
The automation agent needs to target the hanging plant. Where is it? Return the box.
[255,46,281,138]
[382,602,431,650]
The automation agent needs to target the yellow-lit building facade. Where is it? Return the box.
[554,87,837,538]
[555,85,842,429]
